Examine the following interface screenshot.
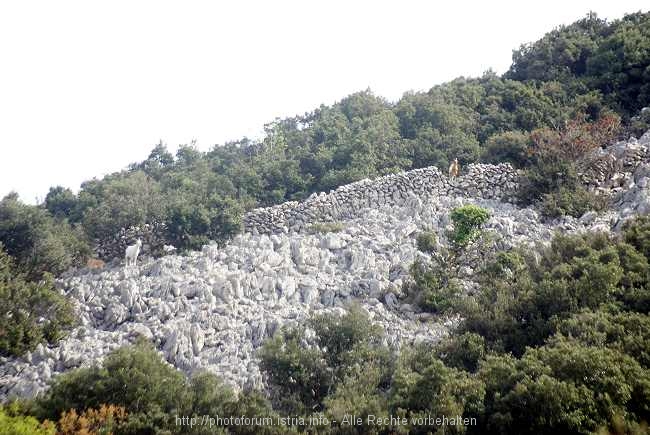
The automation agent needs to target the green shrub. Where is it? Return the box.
[0,246,76,357]
[36,340,237,434]
[389,345,485,434]
[259,306,392,417]
[306,221,345,234]
[416,231,438,253]
[517,154,579,206]
[437,332,486,373]
[554,310,650,368]
[449,205,490,248]
[0,406,55,435]
[408,206,489,313]
[0,194,90,280]
[540,185,607,218]
[482,131,530,167]
[79,171,166,241]
[165,195,243,250]
[464,231,650,356]
[406,260,460,314]
[624,216,650,260]
[477,330,650,435]
[44,186,80,222]
[258,327,331,415]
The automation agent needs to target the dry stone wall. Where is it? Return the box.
[245,163,520,234]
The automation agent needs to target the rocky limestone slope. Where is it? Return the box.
[1,132,650,401]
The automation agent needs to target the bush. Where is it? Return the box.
[482,131,530,167]
[416,231,438,253]
[481,339,650,434]
[258,327,331,415]
[0,246,76,357]
[79,171,166,241]
[306,221,345,234]
[36,340,236,434]
[406,260,460,314]
[463,230,650,356]
[408,206,490,313]
[517,153,579,205]
[554,310,650,368]
[259,306,392,417]
[44,186,80,222]
[449,205,490,248]
[0,406,55,435]
[624,216,650,260]
[56,404,128,435]
[539,185,607,218]
[517,114,620,212]
[389,346,485,434]
[437,332,486,373]
[0,194,90,280]
[165,195,243,250]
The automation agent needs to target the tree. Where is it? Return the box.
[80,170,165,240]
[37,340,238,434]
[0,194,90,279]
[0,245,75,357]
[44,186,79,221]
[408,206,491,313]
[482,131,530,167]
[259,306,392,417]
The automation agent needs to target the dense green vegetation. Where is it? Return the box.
[259,305,393,421]
[0,194,90,281]
[23,339,287,435]
[2,9,650,434]
[0,245,75,357]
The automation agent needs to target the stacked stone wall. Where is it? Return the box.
[245,163,520,234]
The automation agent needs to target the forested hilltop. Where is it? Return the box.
[3,11,645,254]
[1,10,650,435]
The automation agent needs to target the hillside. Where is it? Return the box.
[2,129,650,425]
[1,10,650,435]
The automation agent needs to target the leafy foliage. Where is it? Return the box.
[0,404,55,435]
[0,194,90,280]
[518,113,620,215]
[390,346,485,435]
[539,185,607,219]
[462,229,650,355]
[259,305,392,418]
[36,340,237,434]
[415,231,438,253]
[0,246,76,357]
[408,206,490,313]
[56,404,128,435]
[449,205,490,247]
[507,12,650,116]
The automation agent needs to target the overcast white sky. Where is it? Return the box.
[1,1,648,203]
